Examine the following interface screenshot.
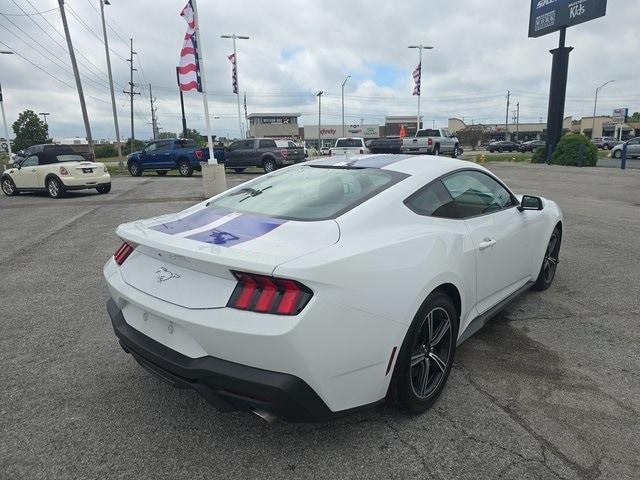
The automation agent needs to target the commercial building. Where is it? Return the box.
[575,116,636,139]
[448,117,574,141]
[247,113,301,139]
[302,124,380,149]
[383,116,424,137]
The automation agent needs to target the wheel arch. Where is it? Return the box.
[44,172,63,187]
[431,283,462,321]
[262,154,276,164]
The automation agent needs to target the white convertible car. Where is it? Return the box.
[104,155,563,422]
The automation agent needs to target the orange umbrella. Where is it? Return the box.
[399,124,407,138]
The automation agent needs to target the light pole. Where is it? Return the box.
[221,34,249,139]
[341,75,350,137]
[99,0,123,166]
[1,50,14,158]
[317,91,323,151]
[592,80,615,139]
[408,44,433,132]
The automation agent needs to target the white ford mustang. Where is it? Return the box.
[104,155,563,422]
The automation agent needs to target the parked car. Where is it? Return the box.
[611,137,640,159]
[127,139,210,177]
[104,155,562,422]
[223,138,305,173]
[1,151,110,198]
[593,136,622,150]
[487,140,518,153]
[366,137,403,154]
[518,140,546,152]
[320,146,331,156]
[329,137,370,156]
[401,129,459,157]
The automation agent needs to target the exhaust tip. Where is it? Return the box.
[252,409,277,424]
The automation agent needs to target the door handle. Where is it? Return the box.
[478,238,496,251]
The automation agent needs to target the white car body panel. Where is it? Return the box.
[104,155,563,415]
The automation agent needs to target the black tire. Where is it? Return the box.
[178,159,193,177]
[497,147,503,153]
[432,145,440,156]
[96,183,111,194]
[156,170,168,176]
[532,226,561,291]
[389,291,458,413]
[128,161,142,177]
[1,176,18,196]
[233,168,246,173]
[451,144,459,158]
[613,150,622,159]
[263,158,276,173]
[46,176,65,199]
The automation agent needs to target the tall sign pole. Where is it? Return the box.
[58,0,94,158]
[317,91,323,150]
[0,82,12,158]
[221,34,249,139]
[408,44,433,132]
[191,0,214,163]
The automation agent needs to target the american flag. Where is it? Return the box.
[228,53,238,94]
[177,1,201,92]
[412,62,421,96]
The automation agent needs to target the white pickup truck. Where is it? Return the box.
[401,128,459,157]
[329,137,369,156]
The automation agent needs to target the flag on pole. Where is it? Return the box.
[227,53,238,94]
[177,1,202,92]
[412,62,421,96]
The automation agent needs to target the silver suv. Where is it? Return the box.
[611,137,640,159]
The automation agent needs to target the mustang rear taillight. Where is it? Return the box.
[113,242,135,266]
[228,271,313,315]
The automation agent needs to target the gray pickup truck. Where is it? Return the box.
[401,128,459,157]
[224,138,305,173]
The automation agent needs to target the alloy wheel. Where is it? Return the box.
[2,178,14,195]
[180,163,189,176]
[48,179,59,197]
[410,307,453,399]
[542,231,560,283]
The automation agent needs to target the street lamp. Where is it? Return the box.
[408,45,433,131]
[1,50,15,158]
[592,80,615,139]
[317,91,323,151]
[341,75,350,137]
[221,34,249,138]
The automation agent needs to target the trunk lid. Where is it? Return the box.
[67,161,105,178]
[116,206,339,309]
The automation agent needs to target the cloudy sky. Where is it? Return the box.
[0,0,638,141]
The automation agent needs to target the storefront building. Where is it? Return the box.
[302,124,380,149]
[247,113,301,139]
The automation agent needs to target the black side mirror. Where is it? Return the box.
[518,195,543,212]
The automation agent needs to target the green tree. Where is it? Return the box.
[183,128,215,147]
[629,112,640,122]
[158,131,177,139]
[12,110,49,151]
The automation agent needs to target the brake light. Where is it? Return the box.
[59,166,70,176]
[228,271,313,315]
[280,149,288,158]
[113,242,135,266]
[428,138,433,146]
[194,149,204,160]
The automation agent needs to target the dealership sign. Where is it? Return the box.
[528,0,607,38]
[612,108,628,124]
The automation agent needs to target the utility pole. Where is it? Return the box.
[58,0,94,158]
[149,84,158,139]
[317,91,323,151]
[408,44,434,132]
[99,0,123,167]
[220,34,249,139]
[0,50,12,159]
[516,102,520,140]
[341,75,350,137]
[592,80,615,139]
[39,112,50,127]
[123,38,140,153]
[505,90,510,141]
[176,67,187,138]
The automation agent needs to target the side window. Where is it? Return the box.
[145,143,157,152]
[227,141,242,151]
[405,180,460,219]
[242,140,256,149]
[155,141,172,151]
[259,139,276,149]
[21,155,39,167]
[442,170,516,218]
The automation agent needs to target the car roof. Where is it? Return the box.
[307,154,487,179]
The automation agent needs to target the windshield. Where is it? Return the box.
[209,165,407,221]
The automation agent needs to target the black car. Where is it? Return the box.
[487,141,518,153]
[365,138,403,154]
[518,140,546,152]
[223,138,305,173]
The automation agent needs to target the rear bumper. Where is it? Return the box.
[107,298,344,422]
[63,173,111,188]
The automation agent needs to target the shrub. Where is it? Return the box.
[551,133,597,167]
[531,146,547,164]
[94,144,117,158]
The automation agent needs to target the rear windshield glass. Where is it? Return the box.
[335,139,363,148]
[55,154,86,162]
[177,139,196,148]
[416,129,439,137]
[209,165,407,221]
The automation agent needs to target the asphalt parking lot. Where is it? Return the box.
[1,164,639,480]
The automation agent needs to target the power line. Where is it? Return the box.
[0,7,57,16]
